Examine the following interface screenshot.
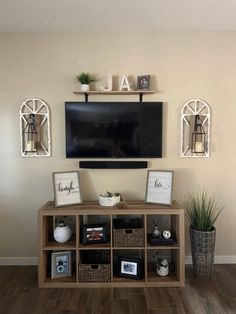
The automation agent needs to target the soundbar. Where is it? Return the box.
[79,161,148,169]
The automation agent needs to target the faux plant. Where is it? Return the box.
[75,72,97,85]
[185,188,222,231]
[152,219,158,227]
[100,191,120,197]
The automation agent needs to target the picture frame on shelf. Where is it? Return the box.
[82,223,108,245]
[145,170,173,206]
[52,171,82,207]
[137,75,150,90]
[51,251,72,279]
[118,256,143,280]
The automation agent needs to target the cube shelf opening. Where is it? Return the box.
[43,250,77,284]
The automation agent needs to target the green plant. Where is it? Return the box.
[100,191,120,197]
[75,72,97,84]
[185,189,222,231]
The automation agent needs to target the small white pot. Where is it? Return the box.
[156,259,169,277]
[81,84,89,92]
[53,223,72,243]
[99,195,120,207]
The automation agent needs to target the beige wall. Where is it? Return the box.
[0,32,235,259]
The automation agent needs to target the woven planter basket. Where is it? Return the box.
[190,226,216,279]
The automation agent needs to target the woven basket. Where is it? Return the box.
[79,264,111,282]
[113,228,145,247]
[190,226,216,279]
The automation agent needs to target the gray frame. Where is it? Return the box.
[52,171,82,207]
[137,75,150,90]
[51,251,72,279]
[145,170,173,206]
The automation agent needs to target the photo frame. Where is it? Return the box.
[51,251,72,279]
[118,256,143,280]
[53,171,82,207]
[82,223,108,245]
[145,170,173,205]
[137,75,150,90]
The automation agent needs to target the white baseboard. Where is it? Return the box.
[0,257,38,266]
[185,255,236,264]
[0,256,236,266]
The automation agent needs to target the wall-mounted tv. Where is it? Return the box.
[65,102,163,158]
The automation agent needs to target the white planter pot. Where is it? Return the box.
[81,84,89,92]
[53,222,72,243]
[156,259,169,277]
[99,195,120,207]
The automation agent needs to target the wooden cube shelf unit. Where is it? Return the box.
[38,201,185,288]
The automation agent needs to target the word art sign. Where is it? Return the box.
[53,171,82,207]
[145,170,173,205]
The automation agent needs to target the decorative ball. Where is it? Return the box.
[162,230,171,239]
[53,222,72,243]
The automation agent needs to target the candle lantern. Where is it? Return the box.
[23,114,37,153]
[191,115,206,153]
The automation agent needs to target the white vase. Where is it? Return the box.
[81,84,89,92]
[156,259,169,277]
[152,226,161,238]
[53,222,72,243]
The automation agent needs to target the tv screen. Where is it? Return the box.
[65,102,162,158]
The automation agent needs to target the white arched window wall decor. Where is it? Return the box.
[180,99,210,158]
[20,98,51,157]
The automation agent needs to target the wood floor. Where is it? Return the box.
[0,265,236,314]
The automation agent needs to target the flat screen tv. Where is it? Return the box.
[65,102,162,158]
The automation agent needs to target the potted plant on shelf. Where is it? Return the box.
[99,191,121,207]
[185,188,222,279]
[75,72,97,92]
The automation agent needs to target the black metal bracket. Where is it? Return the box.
[139,93,143,102]
[84,93,88,102]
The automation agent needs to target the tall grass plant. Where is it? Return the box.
[185,189,222,231]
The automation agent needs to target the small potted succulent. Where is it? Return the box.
[75,72,97,92]
[99,191,121,207]
[185,188,222,279]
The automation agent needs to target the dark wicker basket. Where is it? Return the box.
[79,250,111,282]
[113,228,145,247]
[113,217,144,247]
[190,226,216,279]
[79,263,111,282]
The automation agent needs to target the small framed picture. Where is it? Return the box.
[137,75,150,90]
[145,170,173,205]
[118,256,143,280]
[82,223,108,245]
[53,171,82,207]
[51,251,72,279]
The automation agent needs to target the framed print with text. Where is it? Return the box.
[53,171,82,207]
[145,170,173,205]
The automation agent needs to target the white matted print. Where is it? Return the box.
[145,170,173,205]
[53,171,82,207]
[121,261,138,276]
[51,251,72,279]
